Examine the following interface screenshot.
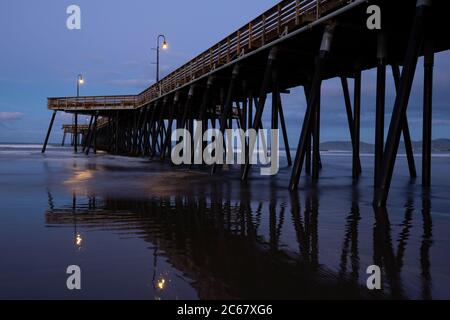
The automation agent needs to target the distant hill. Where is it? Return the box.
[320,139,450,153]
[320,141,374,153]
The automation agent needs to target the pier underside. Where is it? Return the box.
[44,0,449,207]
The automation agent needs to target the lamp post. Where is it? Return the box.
[156,35,168,89]
[77,74,84,97]
[74,74,84,153]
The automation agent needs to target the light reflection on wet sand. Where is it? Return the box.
[1,147,449,299]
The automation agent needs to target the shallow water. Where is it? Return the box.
[0,145,449,300]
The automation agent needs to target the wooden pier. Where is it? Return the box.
[42,0,449,207]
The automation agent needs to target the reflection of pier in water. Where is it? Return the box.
[45,189,433,299]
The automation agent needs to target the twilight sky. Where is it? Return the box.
[0,0,449,144]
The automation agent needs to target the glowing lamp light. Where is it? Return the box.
[157,278,166,290]
[75,233,83,247]
[162,40,168,50]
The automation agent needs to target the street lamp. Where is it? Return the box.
[156,35,168,84]
[77,74,84,97]
[74,74,84,153]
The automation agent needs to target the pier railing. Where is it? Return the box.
[48,95,137,111]
[62,124,90,133]
[136,0,344,107]
[47,0,345,112]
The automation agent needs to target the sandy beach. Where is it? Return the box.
[0,145,449,299]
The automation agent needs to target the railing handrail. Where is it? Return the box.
[48,94,137,110]
[48,94,137,101]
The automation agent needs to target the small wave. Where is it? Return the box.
[0,144,43,148]
[0,144,64,150]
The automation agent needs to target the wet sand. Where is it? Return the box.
[0,145,449,300]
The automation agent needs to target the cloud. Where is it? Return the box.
[433,119,450,126]
[406,117,450,126]
[122,60,140,67]
[0,112,24,121]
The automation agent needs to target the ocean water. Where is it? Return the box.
[0,144,449,300]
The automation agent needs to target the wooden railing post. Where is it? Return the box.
[227,37,231,62]
[249,23,253,49]
[237,30,241,54]
[262,14,266,45]
[277,4,282,35]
